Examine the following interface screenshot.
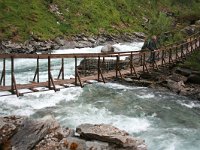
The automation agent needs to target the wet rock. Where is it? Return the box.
[101,44,115,53]
[187,74,200,84]
[10,116,60,150]
[168,73,187,82]
[35,127,75,150]
[165,79,185,93]
[133,32,146,39]
[0,116,24,145]
[181,25,197,35]
[76,41,93,48]
[86,140,110,150]
[54,37,65,46]
[175,67,191,77]
[76,124,147,149]
[195,20,200,25]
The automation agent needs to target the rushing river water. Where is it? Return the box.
[0,42,200,150]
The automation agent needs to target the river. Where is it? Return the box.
[0,42,200,150]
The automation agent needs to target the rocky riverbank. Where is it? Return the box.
[0,115,147,150]
[121,65,200,101]
[0,32,145,54]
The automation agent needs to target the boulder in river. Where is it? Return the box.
[101,44,115,53]
[76,123,147,150]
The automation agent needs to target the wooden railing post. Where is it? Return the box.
[74,56,83,87]
[97,56,105,83]
[75,57,77,85]
[98,56,100,81]
[115,55,118,78]
[175,46,178,61]
[10,56,19,96]
[57,58,64,80]
[11,57,14,92]
[48,56,51,89]
[130,52,133,75]
[181,45,184,59]
[0,58,6,86]
[33,56,39,83]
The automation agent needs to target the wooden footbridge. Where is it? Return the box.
[0,32,200,97]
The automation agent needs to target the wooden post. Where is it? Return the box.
[98,56,100,81]
[62,58,64,80]
[11,57,14,92]
[57,58,64,80]
[115,55,118,78]
[130,52,133,75]
[180,45,184,59]
[143,53,145,72]
[168,48,171,64]
[161,50,164,66]
[175,47,178,61]
[33,57,39,82]
[0,58,6,86]
[48,56,51,89]
[74,59,83,87]
[75,56,77,85]
[3,58,5,86]
[37,57,39,82]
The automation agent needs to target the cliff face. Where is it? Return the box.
[0,0,200,42]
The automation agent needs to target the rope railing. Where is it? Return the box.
[0,32,199,96]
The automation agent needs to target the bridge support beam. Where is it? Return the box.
[57,58,64,80]
[0,58,6,86]
[11,57,19,97]
[48,56,58,91]
[75,57,83,87]
[115,55,122,79]
[98,56,105,83]
[33,56,39,83]
[130,52,137,78]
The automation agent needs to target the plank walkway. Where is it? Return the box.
[0,32,199,97]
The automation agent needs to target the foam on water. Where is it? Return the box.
[100,82,146,90]
[55,103,151,133]
[0,87,83,116]
[176,100,200,108]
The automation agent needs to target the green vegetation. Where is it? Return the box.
[0,0,200,42]
[180,50,200,71]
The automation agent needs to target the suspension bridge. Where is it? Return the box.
[0,32,199,97]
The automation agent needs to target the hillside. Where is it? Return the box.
[0,0,200,42]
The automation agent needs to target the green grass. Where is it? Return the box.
[0,0,200,42]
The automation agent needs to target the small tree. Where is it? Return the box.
[147,12,172,36]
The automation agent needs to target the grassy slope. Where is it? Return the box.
[0,0,200,42]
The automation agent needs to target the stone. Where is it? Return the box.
[133,32,146,39]
[101,44,115,53]
[181,25,197,35]
[187,74,200,84]
[76,41,93,48]
[195,20,200,25]
[165,79,185,93]
[168,73,187,82]
[76,124,147,149]
[10,115,60,150]
[0,116,26,145]
[65,137,87,150]
[86,141,109,150]
[175,67,191,77]
[54,37,65,46]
